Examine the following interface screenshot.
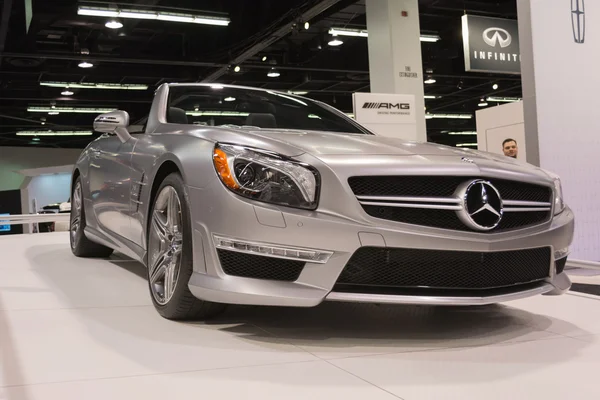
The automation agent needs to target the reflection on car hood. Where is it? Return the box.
[236,128,519,162]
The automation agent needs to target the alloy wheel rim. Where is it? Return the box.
[70,182,82,246]
[148,186,183,306]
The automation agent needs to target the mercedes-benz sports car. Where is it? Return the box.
[70,83,574,320]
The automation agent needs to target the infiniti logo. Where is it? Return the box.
[483,27,512,48]
[571,0,585,44]
[456,180,504,231]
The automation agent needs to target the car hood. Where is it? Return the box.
[194,127,545,176]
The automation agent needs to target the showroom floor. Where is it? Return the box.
[1,232,599,399]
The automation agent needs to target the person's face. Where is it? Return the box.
[503,141,518,158]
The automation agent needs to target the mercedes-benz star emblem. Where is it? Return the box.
[571,0,585,44]
[483,27,512,48]
[456,180,504,231]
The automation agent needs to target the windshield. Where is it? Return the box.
[165,85,370,134]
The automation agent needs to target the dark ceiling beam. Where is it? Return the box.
[201,0,344,83]
[0,0,14,65]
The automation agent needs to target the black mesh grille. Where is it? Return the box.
[348,176,552,202]
[362,206,550,232]
[217,249,305,281]
[556,257,568,275]
[334,247,551,291]
[349,176,552,232]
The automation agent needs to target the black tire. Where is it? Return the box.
[147,172,226,320]
[70,176,114,258]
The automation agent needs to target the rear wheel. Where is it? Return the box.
[147,172,225,320]
[70,177,114,258]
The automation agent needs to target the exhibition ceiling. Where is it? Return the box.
[0,0,520,148]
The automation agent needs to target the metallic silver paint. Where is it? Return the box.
[73,83,575,308]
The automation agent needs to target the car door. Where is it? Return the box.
[87,133,133,240]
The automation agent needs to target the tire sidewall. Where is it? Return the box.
[70,178,85,252]
[148,172,195,316]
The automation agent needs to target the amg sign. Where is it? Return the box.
[461,14,521,74]
[362,102,410,110]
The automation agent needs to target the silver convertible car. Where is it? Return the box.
[70,83,574,320]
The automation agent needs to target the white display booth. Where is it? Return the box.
[18,164,74,233]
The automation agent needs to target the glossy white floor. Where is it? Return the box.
[1,232,599,400]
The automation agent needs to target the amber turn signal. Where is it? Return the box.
[213,148,239,189]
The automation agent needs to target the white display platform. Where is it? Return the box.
[1,232,599,399]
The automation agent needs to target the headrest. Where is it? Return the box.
[167,107,188,124]
[245,113,276,128]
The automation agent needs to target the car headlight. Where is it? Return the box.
[544,170,565,215]
[552,177,565,215]
[212,143,320,210]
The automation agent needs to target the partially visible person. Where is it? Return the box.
[502,138,518,158]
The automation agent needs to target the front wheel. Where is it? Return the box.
[147,172,225,320]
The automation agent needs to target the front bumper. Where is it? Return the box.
[186,179,575,307]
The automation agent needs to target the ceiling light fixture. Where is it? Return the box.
[328,27,440,42]
[448,131,477,135]
[478,99,488,107]
[61,90,74,96]
[105,20,123,29]
[425,113,472,119]
[424,78,436,84]
[40,81,148,90]
[492,83,499,90]
[48,112,60,115]
[78,6,230,26]
[233,65,241,73]
[486,96,521,103]
[424,95,441,99]
[327,34,343,46]
[17,130,94,136]
[267,68,280,78]
[304,21,310,30]
[456,143,478,147]
[28,107,116,114]
[78,61,94,68]
[224,97,236,102]
[261,56,267,62]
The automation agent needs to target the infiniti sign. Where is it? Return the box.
[462,15,520,75]
[483,27,512,48]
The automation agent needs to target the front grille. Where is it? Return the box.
[217,249,305,281]
[349,176,553,232]
[334,247,552,291]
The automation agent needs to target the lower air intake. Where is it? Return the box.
[334,247,551,291]
[217,249,305,282]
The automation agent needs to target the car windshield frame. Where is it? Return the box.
[165,84,373,135]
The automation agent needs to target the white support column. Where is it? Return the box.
[517,0,600,262]
[365,0,426,142]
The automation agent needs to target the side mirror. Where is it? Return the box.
[94,110,132,143]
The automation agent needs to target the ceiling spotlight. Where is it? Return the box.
[78,61,94,68]
[478,99,488,107]
[48,111,60,115]
[105,20,123,29]
[493,83,499,90]
[304,21,310,30]
[327,34,343,46]
[424,78,436,84]
[267,67,280,78]
[233,65,241,73]
[262,56,267,62]
[224,96,236,102]
[61,90,74,96]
